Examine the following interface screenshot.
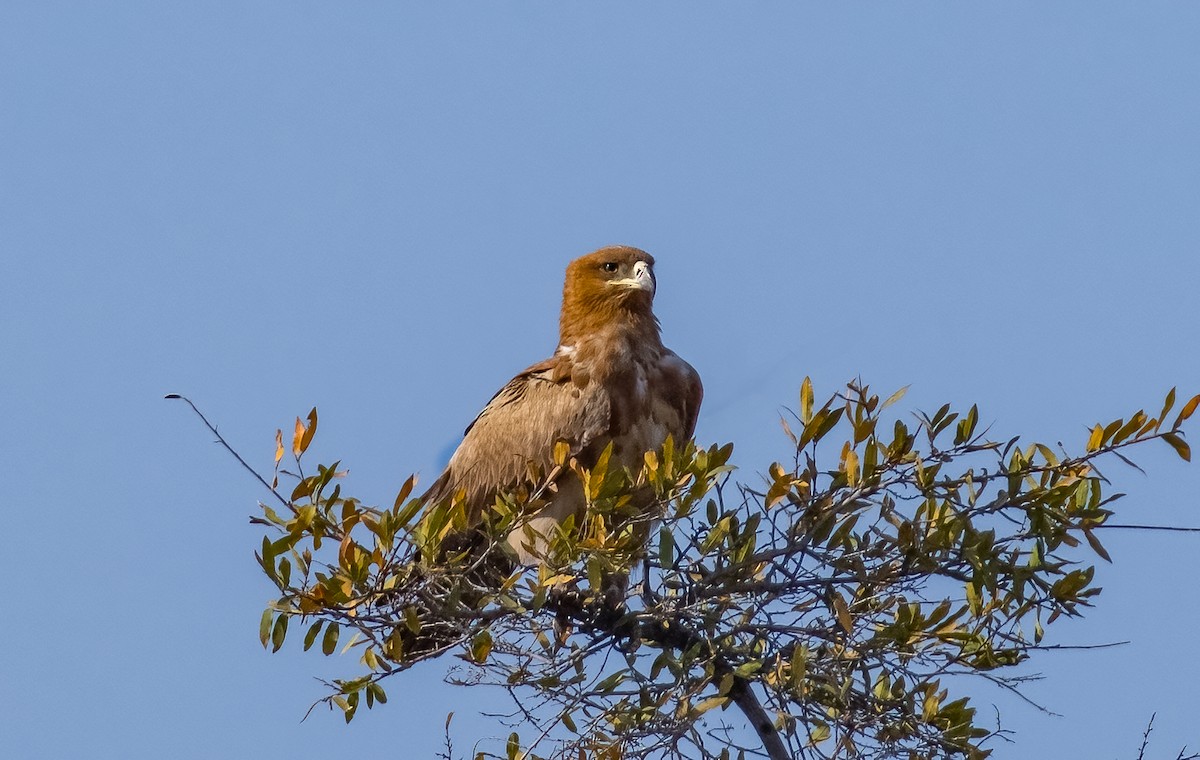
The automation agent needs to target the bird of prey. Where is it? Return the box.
[421,245,703,563]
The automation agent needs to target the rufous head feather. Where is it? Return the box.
[559,246,661,344]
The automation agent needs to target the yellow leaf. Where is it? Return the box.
[292,417,305,457]
[922,688,940,721]
[800,377,814,425]
[881,384,910,410]
[1085,424,1103,452]
[553,440,570,467]
[539,573,577,588]
[692,696,730,716]
[844,448,860,488]
[643,449,658,473]
[470,631,493,663]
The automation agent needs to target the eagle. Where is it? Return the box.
[421,245,703,564]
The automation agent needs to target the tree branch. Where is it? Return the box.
[631,617,791,760]
[166,394,293,510]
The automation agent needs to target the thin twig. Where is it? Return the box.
[165,394,292,510]
[1096,524,1200,534]
[1136,713,1155,760]
[1020,640,1130,652]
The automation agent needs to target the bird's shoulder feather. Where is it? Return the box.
[423,353,611,511]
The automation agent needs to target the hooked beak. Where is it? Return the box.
[611,261,656,295]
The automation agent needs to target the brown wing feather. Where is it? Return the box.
[675,353,703,442]
[421,355,610,520]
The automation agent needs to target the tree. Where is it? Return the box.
[173,379,1198,759]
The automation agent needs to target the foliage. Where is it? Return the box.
[236,380,1197,759]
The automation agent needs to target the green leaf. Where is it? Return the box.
[322,622,340,655]
[291,476,317,502]
[303,620,323,651]
[1082,528,1112,562]
[405,605,421,635]
[955,404,979,445]
[258,609,273,648]
[471,631,493,664]
[596,671,626,693]
[270,613,288,653]
[394,498,423,532]
[807,721,831,745]
[658,526,675,566]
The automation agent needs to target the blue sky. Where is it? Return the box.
[3,3,1199,758]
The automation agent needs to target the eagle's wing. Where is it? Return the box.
[665,349,703,443]
[421,355,610,520]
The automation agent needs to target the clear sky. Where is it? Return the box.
[3,3,1199,758]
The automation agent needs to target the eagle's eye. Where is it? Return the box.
[601,262,619,273]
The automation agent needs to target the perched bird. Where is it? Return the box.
[422,245,703,563]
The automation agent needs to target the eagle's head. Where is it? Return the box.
[560,246,659,341]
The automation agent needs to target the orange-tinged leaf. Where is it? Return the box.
[299,407,318,455]
[1174,394,1200,430]
[832,593,853,633]
[766,479,791,509]
[1162,432,1191,462]
[1157,387,1177,432]
[339,533,356,569]
[393,474,416,511]
[292,417,305,457]
[274,429,284,464]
